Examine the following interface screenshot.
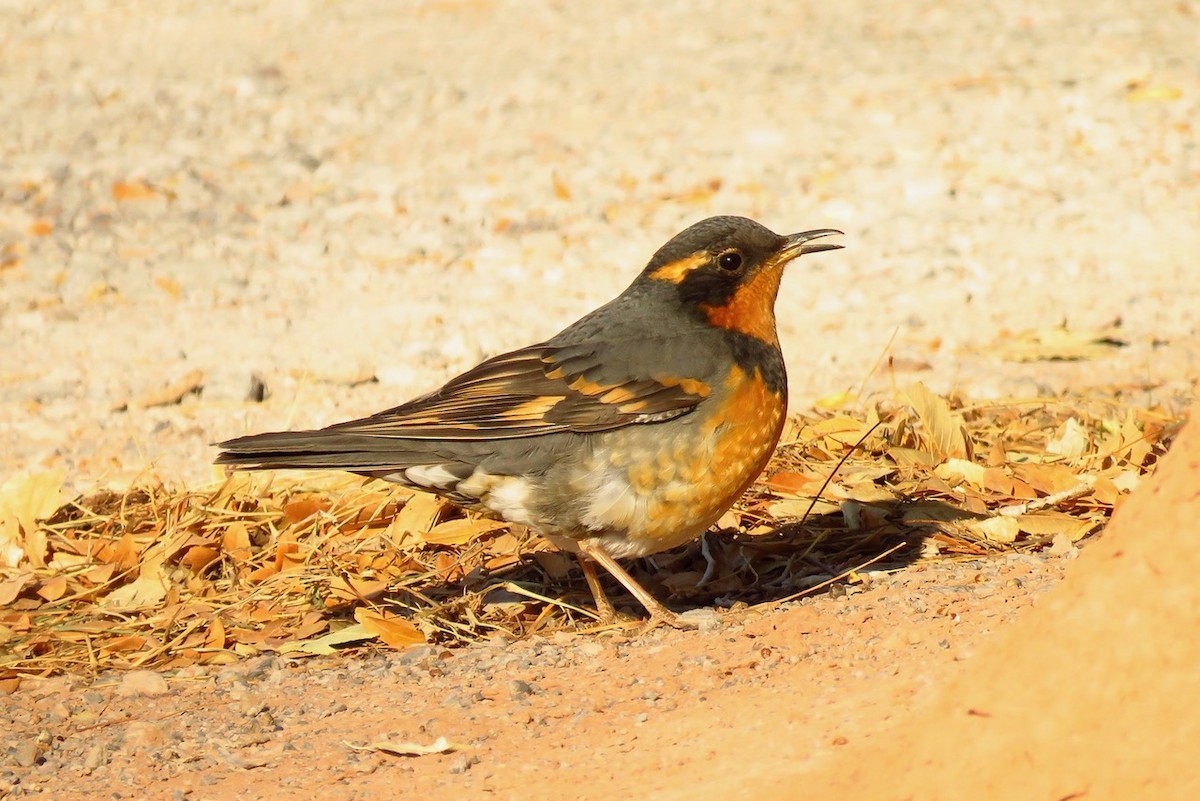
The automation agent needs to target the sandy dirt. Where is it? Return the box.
[2,0,1200,798]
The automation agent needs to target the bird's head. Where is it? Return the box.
[640,216,843,344]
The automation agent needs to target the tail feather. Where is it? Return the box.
[215,430,429,472]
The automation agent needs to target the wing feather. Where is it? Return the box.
[325,344,709,440]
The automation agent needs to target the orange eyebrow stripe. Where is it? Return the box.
[647,252,709,283]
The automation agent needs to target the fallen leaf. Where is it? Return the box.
[153,275,182,300]
[996,326,1127,362]
[111,180,158,201]
[354,607,424,649]
[36,574,68,602]
[132,370,204,409]
[1047,417,1089,458]
[765,471,816,495]
[971,516,1020,544]
[391,493,443,536]
[0,470,65,569]
[344,736,463,757]
[422,517,506,546]
[283,495,330,525]
[902,383,968,459]
[278,623,376,655]
[0,573,34,605]
[935,458,988,488]
[1126,84,1183,103]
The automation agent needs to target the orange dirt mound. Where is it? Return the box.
[749,404,1200,800]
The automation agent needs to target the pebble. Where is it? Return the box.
[11,742,41,769]
[676,608,723,632]
[117,671,170,698]
[121,722,167,754]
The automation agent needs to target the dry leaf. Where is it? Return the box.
[153,274,183,300]
[996,327,1127,362]
[972,517,1020,544]
[354,607,424,649]
[279,623,376,655]
[901,383,968,459]
[101,563,169,610]
[344,736,463,757]
[0,470,65,569]
[0,573,34,605]
[133,370,204,409]
[552,173,572,200]
[391,493,443,535]
[283,495,330,525]
[205,618,226,650]
[422,517,506,546]
[935,458,988,488]
[1047,417,1089,458]
[111,180,158,201]
[765,471,816,496]
[36,574,68,602]
[1126,84,1183,103]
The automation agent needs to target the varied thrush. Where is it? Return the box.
[216,216,843,627]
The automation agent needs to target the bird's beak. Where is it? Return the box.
[778,228,845,260]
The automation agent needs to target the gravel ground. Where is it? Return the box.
[0,553,1068,799]
[2,0,1198,491]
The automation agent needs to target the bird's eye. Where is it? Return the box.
[717,251,743,271]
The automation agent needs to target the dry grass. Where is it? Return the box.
[0,385,1183,682]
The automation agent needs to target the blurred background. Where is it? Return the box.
[2,0,1198,489]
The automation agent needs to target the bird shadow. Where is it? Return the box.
[433,495,991,622]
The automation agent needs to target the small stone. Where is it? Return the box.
[448,754,478,774]
[676,608,722,632]
[122,721,166,754]
[578,642,603,658]
[118,670,169,698]
[509,680,534,700]
[11,741,41,768]
[82,744,108,773]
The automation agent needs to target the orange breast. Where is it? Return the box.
[560,364,786,558]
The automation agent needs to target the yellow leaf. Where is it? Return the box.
[1047,417,1089,458]
[344,735,463,757]
[902,383,967,459]
[101,563,169,610]
[354,607,424,649]
[995,326,1126,362]
[935,458,988,488]
[0,573,34,605]
[0,470,65,569]
[222,522,252,561]
[36,574,68,602]
[205,618,226,650]
[391,493,443,535]
[814,390,855,410]
[421,517,505,546]
[972,516,1020,544]
[111,180,158,201]
[1127,84,1183,103]
[279,623,375,655]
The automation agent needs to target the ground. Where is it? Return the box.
[2,1,1200,798]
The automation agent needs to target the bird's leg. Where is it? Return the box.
[576,541,697,630]
[575,554,616,623]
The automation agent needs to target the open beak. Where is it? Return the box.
[778,228,845,260]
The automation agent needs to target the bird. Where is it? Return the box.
[215,216,843,628]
